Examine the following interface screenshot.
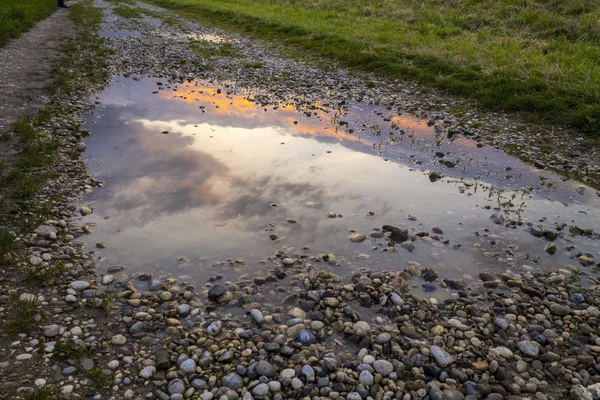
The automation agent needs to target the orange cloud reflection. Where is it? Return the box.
[159,83,370,145]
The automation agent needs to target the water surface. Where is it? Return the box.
[80,76,600,296]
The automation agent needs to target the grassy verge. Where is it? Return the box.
[0,0,58,47]
[144,0,600,135]
[0,0,110,258]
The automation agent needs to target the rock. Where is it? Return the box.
[430,345,454,367]
[295,329,317,345]
[256,360,276,378]
[250,309,264,324]
[373,360,394,376]
[291,378,303,390]
[139,366,156,379]
[101,275,114,285]
[570,385,593,400]
[549,303,570,316]
[382,225,409,242]
[494,317,509,330]
[252,383,269,396]
[168,379,186,395]
[544,243,557,255]
[222,372,244,390]
[69,280,90,290]
[353,321,370,335]
[350,233,366,242]
[180,359,196,374]
[288,308,306,319]
[43,325,60,338]
[207,320,223,336]
[376,332,391,343]
[208,284,228,300]
[490,213,505,225]
[579,256,595,266]
[400,241,415,251]
[518,341,539,357]
[111,334,127,346]
[177,304,191,316]
[359,370,374,386]
[280,368,295,379]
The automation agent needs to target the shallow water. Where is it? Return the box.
[80,76,600,296]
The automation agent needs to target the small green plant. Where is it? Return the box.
[23,386,55,400]
[52,339,88,361]
[0,227,16,260]
[568,266,582,282]
[113,4,143,19]
[23,264,53,285]
[89,288,119,314]
[243,61,265,68]
[3,297,40,335]
[86,367,114,388]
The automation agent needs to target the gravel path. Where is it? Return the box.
[0,1,599,399]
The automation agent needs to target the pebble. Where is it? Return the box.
[350,233,366,242]
[69,280,90,290]
[111,334,127,345]
[430,345,454,367]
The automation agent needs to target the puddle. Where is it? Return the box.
[80,76,600,296]
[99,30,141,37]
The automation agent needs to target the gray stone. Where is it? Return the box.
[177,304,191,316]
[180,359,196,374]
[139,366,156,379]
[207,321,223,336]
[69,280,90,290]
[549,303,570,316]
[252,383,269,396]
[359,370,374,386]
[168,379,186,395]
[256,360,276,378]
[222,373,244,390]
[43,325,60,338]
[373,360,394,376]
[518,341,540,357]
[430,346,454,367]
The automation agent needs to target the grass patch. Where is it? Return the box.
[0,0,57,47]
[88,288,119,314]
[243,61,265,69]
[0,227,16,261]
[3,297,40,335]
[113,4,143,19]
[190,42,243,60]
[23,386,56,400]
[52,338,89,360]
[144,0,600,135]
[86,367,114,387]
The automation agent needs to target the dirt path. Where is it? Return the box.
[0,6,75,131]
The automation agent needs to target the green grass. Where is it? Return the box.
[3,297,40,335]
[0,227,15,261]
[0,0,57,47]
[114,4,143,19]
[23,386,56,400]
[144,0,600,134]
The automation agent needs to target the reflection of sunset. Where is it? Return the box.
[159,83,370,145]
[390,116,433,137]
